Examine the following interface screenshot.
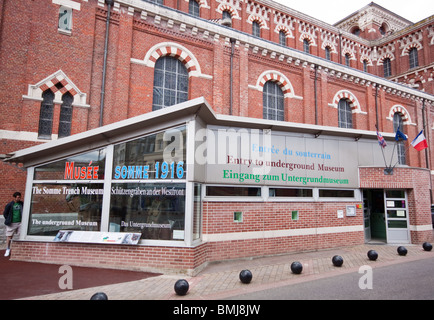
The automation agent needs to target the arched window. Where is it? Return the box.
[345,53,351,67]
[351,27,361,36]
[279,30,286,46]
[409,48,419,69]
[338,99,352,129]
[58,92,73,138]
[252,21,261,37]
[189,0,200,17]
[263,81,284,121]
[221,10,232,27]
[325,46,331,61]
[383,58,392,77]
[38,90,55,139]
[152,56,189,111]
[303,39,310,54]
[393,113,406,165]
[363,60,368,73]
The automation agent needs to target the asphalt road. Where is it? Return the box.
[227,257,434,300]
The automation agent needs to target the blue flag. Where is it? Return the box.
[395,129,407,141]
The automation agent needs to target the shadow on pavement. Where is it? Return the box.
[0,249,161,300]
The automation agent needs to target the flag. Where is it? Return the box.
[376,130,387,148]
[395,129,407,141]
[411,130,428,151]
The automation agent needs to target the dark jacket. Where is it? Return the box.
[3,201,23,226]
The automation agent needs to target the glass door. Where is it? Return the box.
[384,190,410,243]
[363,191,371,242]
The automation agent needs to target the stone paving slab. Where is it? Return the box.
[19,243,434,300]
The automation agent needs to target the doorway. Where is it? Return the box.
[363,189,386,242]
[363,189,410,244]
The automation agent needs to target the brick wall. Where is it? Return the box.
[360,166,433,243]
[11,241,208,276]
[202,201,365,262]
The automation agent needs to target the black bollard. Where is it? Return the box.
[239,270,253,284]
[422,242,432,252]
[332,255,344,267]
[367,250,378,261]
[397,246,407,256]
[90,292,108,300]
[174,279,190,296]
[290,261,303,274]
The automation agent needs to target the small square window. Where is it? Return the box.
[291,211,299,221]
[234,212,243,223]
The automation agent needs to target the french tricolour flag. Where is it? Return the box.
[411,130,428,151]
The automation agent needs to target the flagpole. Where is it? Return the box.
[390,143,412,170]
[375,125,389,170]
[388,141,397,169]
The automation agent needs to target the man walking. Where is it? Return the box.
[3,192,23,257]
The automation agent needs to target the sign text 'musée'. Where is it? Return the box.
[64,161,100,180]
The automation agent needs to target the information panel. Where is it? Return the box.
[54,230,141,245]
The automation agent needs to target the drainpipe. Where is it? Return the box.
[375,85,379,128]
[229,38,235,115]
[422,99,433,204]
[99,0,113,127]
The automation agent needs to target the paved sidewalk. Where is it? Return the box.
[16,243,434,300]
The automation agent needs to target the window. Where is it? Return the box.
[206,186,261,197]
[345,53,351,67]
[147,0,163,4]
[351,27,361,36]
[338,99,353,129]
[252,21,261,37]
[152,56,189,111]
[263,81,284,121]
[363,60,368,73]
[222,10,231,21]
[303,39,310,54]
[383,58,392,77]
[319,189,354,198]
[111,126,187,241]
[279,31,286,46]
[379,23,387,36]
[29,149,106,236]
[269,188,313,198]
[393,113,406,165]
[325,47,331,61]
[38,90,55,139]
[189,0,200,17]
[409,48,419,69]
[58,92,73,138]
[58,6,72,33]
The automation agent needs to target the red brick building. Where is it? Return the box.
[0,0,433,274]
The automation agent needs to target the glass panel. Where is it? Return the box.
[388,220,408,229]
[269,188,313,197]
[385,190,405,198]
[109,183,186,240]
[387,210,407,219]
[112,126,186,181]
[206,186,261,197]
[34,149,106,181]
[319,189,354,198]
[193,184,202,240]
[29,183,103,236]
[386,200,406,208]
